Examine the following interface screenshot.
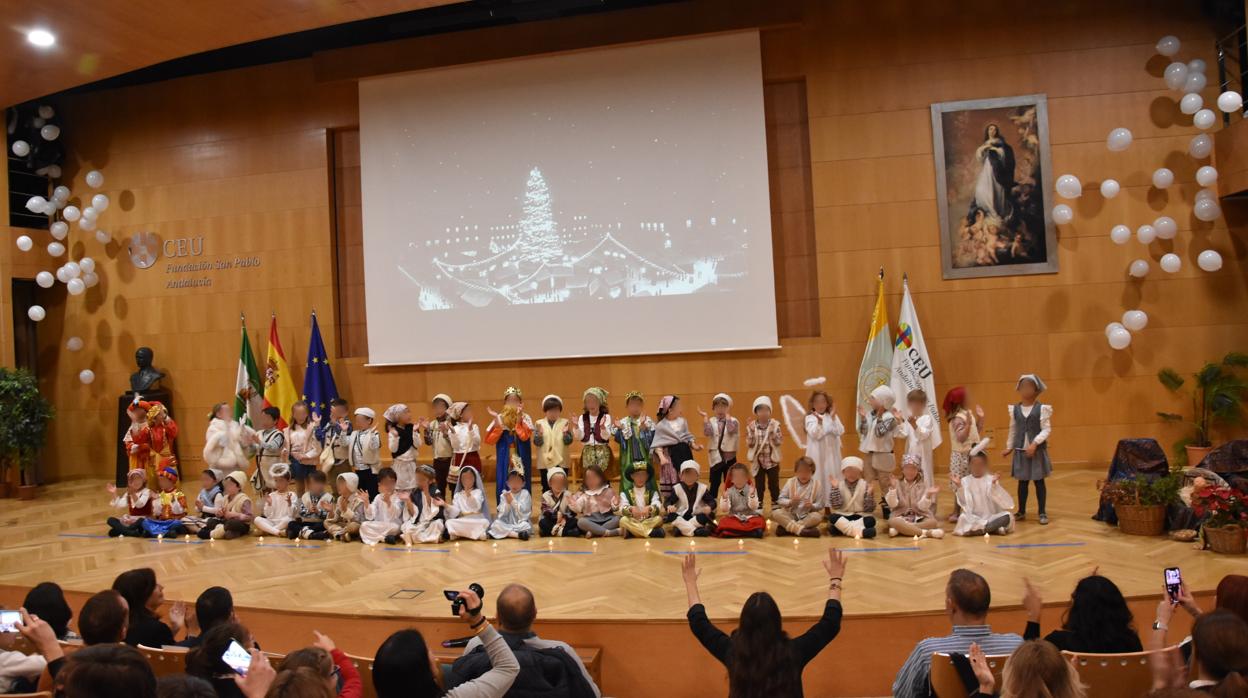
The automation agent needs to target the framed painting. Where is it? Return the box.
[931,94,1057,279]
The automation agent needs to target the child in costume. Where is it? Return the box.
[857,385,900,483]
[425,394,454,493]
[142,459,189,538]
[885,454,944,538]
[124,400,153,477]
[253,406,287,492]
[747,396,783,508]
[943,386,985,523]
[614,392,654,483]
[385,403,425,494]
[665,460,714,537]
[538,467,578,537]
[827,456,877,538]
[953,447,1014,536]
[285,401,320,494]
[714,462,766,538]
[347,406,382,500]
[106,469,153,537]
[253,464,300,536]
[203,403,255,478]
[288,470,333,540]
[183,468,223,534]
[198,471,254,540]
[651,395,702,502]
[446,402,481,491]
[445,465,491,541]
[489,468,534,540]
[533,395,573,492]
[400,465,445,545]
[360,467,405,545]
[315,398,353,480]
[134,400,179,484]
[486,387,534,501]
[898,389,937,489]
[325,472,368,542]
[619,463,665,539]
[1003,373,1053,525]
[804,390,845,508]
[575,387,614,479]
[772,456,823,538]
[573,465,621,538]
[700,393,740,501]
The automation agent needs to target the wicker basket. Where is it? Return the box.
[1204,525,1247,555]
[1115,503,1166,536]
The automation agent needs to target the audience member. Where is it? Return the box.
[1214,575,1248,624]
[58,643,158,698]
[156,673,218,698]
[373,588,518,698]
[893,569,1024,698]
[22,581,77,641]
[0,623,46,693]
[113,567,186,647]
[79,589,130,645]
[280,631,362,698]
[185,622,257,698]
[967,640,1086,698]
[177,585,235,648]
[452,583,599,696]
[682,549,845,697]
[1151,610,1248,696]
[1152,573,1248,652]
[1022,574,1142,652]
[267,666,336,698]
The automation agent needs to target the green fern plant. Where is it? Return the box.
[1157,352,1248,465]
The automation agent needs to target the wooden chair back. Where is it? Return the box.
[1062,649,1158,698]
[136,644,187,677]
[343,653,378,698]
[929,651,1008,698]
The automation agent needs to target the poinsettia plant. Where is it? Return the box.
[1192,485,1248,529]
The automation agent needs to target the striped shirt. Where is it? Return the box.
[892,624,1023,698]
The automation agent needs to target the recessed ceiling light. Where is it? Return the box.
[27,29,55,48]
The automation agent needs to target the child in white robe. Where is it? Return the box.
[347,407,382,500]
[953,447,1014,536]
[253,464,299,536]
[360,467,406,545]
[885,454,944,538]
[384,403,425,494]
[489,468,533,540]
[401,465,445,545]
[325,472,368,542]
[804,390,844,507]
[445,465,491,540]
[899,389,937,489]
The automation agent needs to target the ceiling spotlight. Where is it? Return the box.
[27,29,56,48]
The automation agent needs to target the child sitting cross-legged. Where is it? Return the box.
[360,467,406,545]
[884,454,944,539]
[771,456,823,538]
[953,444,1015,536]
[401,464,446,544]
[106,469,153,538]
[489,467,533,541]
[665,460,715,537]
[325,472,369,542]
[713,462,766,538]
[619,463,666,539]
[198,470,254,540]
[288,469,334,540]
[253,464,300,537]
[538,467,579,537]
[827,456,877,538]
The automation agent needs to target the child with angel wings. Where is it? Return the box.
[778,378,845,508]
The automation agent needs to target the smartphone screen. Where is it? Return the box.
[1164,567,1182,602]
[221,639,252,676]
[0,610,19,633]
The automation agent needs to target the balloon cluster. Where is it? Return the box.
[8,104,64,178]
[1059,36,1231,352]
[12,103,108,384]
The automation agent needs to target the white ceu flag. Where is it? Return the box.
[890,277,942,449]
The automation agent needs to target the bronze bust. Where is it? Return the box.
[129,347,165,392]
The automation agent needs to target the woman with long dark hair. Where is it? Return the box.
[682,548,845,697]
[111,567,185,648]
[1022,574,1141,652]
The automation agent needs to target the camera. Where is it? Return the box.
[445,583,485,616]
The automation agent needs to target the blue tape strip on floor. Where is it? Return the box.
[253,542,324,549]
[839,546,920,553]
[995,542,1087,549]
[382,547,451,553]
[59,533,111,539]
[147,539,206,546]
[516,549,594,555]
[662,550,748,556]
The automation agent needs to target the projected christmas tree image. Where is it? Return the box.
[401,167,749,310]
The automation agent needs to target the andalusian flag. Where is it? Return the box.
[890,275,942,449]
[234,319,263,426]
[855,269,893,431]
[262,315,299,429]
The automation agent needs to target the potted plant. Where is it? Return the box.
[1193,485,1248,554]
[0,368,55,500]
[1157,352,1248,467]
[1099,472,1182,536]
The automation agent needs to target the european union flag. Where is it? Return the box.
[301,312,340,420]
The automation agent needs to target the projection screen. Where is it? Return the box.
[358,31,777,365]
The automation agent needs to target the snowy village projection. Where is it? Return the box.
[397,167,750,310]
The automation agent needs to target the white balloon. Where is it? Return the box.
[1188,58,1207,74]
[83,271,99,288]
[1055,174,1082,198]
[79,256,95,273]
[55,266,70,284]
[37,105,54,119]
[91,194,110,211]
[1100,179,1121,199]
[1197,249,1224,272]
[45,200,59,214]
[81,206,98,221]
[1196,166,1219,187]
[46,164,61,179]
[49,221,68,240]
[1184,72,1208,94]
[46,241,65,257]
[15,235,33,252]
[1180,92,1203,114]
[1122,310,1149,332]
[1164,62,1189,90]
[51,185,70,202]
[1108,327,1133,350]
[27,305,46,322]
[1137,224,1157,244]
[64,261,81,278]
[1152,168,1175,188]
[1154,216,1178,240]
[1106,322,1126,337]
[1110,224,1131,245]
[1196,187,1218,201]
[1160,253,1182,273]
[66,336,83,351]
[67,278,85,296]
[1217,91,1243,113]
[39,124,60,141]
[94,229,111,244]
[25,195,47,213]
[78,217,96,231]
[1156,35,1181,57]
[1107,127,1133,151]
[11,140,29,157]
[1051,204,1073,225]
[1129,259,1150,278]
[62,205,81,222]
[78,369,95,385]
[1190,134,1213,158]
[85,170,104,189]
[1194,197,1221,221]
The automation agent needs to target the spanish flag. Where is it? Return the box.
[262,314,299,429]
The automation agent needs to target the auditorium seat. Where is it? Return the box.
[4,692,52,698]
[343,653,378,698]
[929,651,1008,698]
[1063,649,1157,698]
[137,644,188,677]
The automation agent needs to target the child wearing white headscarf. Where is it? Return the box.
[1003,373,1053,525]
[446,465,491,540]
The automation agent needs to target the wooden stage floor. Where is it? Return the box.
[0,468,1240,622]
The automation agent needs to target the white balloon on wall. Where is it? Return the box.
[35,271,54,288]
[62,205,81,222]
[27,305,46,322]
[1106,322,1126,337]
[1164,62,1189,90]
[1217,90,1244,113]
[95,229,111,244]
[47,241,65,257]
[67,278,86,296]
[66,336,84,351]
[1137,224,1157,244]
[1196,187,1217,201]
[1188,58,1207,73]
[1154,216,1178,239]
[78,370,95,385]
[15,235,33,252]
[1180,92,1203,114]
[78,217,96,231]
[1108,326,1133,350]
[11,140,29,157]
[63,261,81,278]
[1055,174,1082,198]
[1100,179,1121,199]
[1107,127,1133,151]
[83,271,99,288]
[85,170,104,189]
[1152,168,1175,188]
[1190,134,1214,158]
[1197,249,1224,272]
[1194,197,1222,222]
[1110,224,1131,245]
[40,124,60,141]
[91,194,110,211]
[55,266,70,284]
[1051,204,1074,224]
[1156,35,1181,56]
[1160,253,1182,273]
[50,221,68,240]
[1129,259,1150,278]
[1196,166,1219,187]
[25,195,47,213]
[79,256,96,273]
[1122,310,1149,332]
[1184,72,1208,94]
[81,206,98,222]
[52,185,70,202]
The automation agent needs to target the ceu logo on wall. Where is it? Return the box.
[128,231,160,269]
